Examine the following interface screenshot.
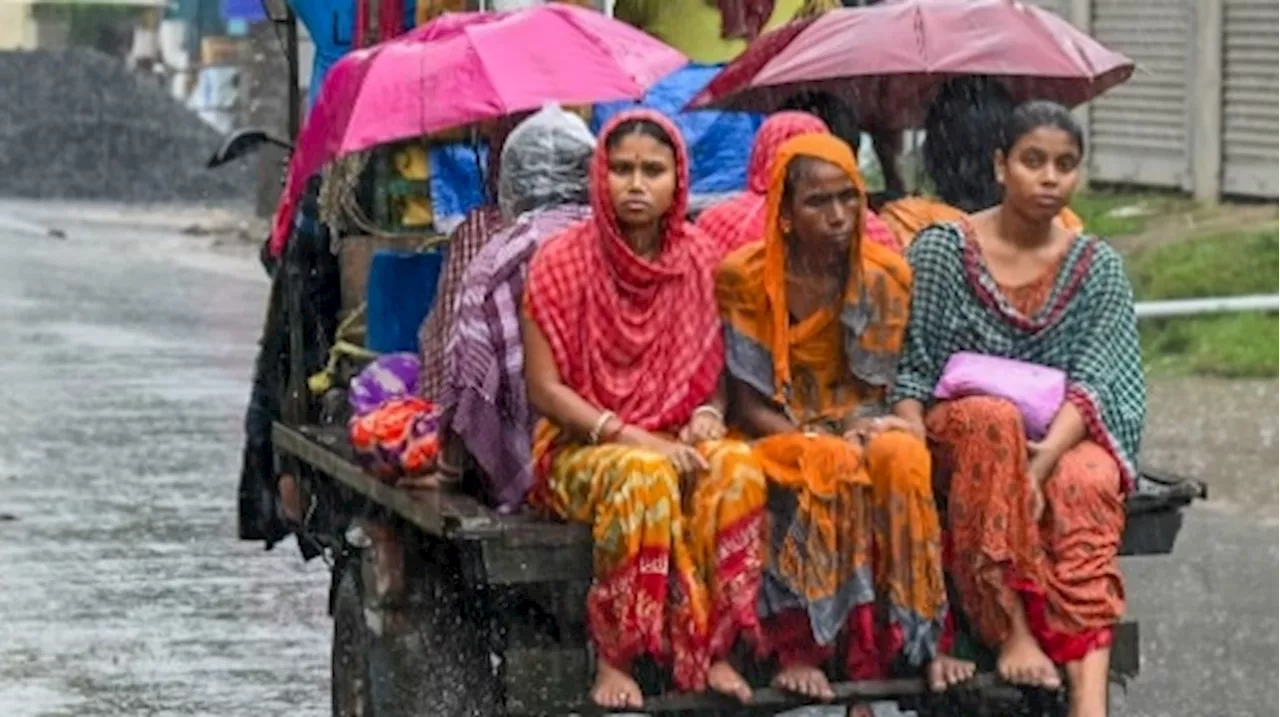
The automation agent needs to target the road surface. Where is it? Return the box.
[0,204,330,717]
[0,203,1273,717]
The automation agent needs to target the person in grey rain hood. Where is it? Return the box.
[429,105,596,511]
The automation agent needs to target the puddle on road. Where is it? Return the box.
[45,322,180,352]
[0,682,84,717]
[0,217,328,717]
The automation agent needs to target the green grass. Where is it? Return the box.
[1127,224,1279,378]
[1140,314,1278,378]
[1070,191,1193,238]
[1129,224,1279,299]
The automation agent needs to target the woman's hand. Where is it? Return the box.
[660,441,710,482]
[890,400,929,443]
[842,417,874,447]
[1026,441,1057,520]
[1024,404,1084,522]
[896,415,928,442]
[1027,478,1047,522]
[871,416,921,439]
[619,426,708,485]
[844,416,925,446]
[680,410,727,445]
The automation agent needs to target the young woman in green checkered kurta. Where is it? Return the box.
[889,101,1145,717]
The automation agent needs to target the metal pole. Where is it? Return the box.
[1135,295,1279,319]
[285,6,300,142]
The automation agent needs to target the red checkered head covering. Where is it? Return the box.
[524,109,724,432]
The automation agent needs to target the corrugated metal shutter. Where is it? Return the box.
[1021,0,1071,21]
[1088,0,1192,189]
[1221,0,1278,198]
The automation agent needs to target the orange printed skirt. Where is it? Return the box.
[530,423,766,691]
[928,396,1125,664]
[754,430,947,679]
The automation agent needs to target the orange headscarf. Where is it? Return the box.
[881,196,1085,249]
[718,132,912,422]
[764,134,860,401]
[762,133,910,405]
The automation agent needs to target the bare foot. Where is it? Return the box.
[708,660,752,704]
[847,705,875,717]
[590,659,643,710]
[928,654,978,692]
[276,473,303,523]
[772,664,835,702]
[396,473,441,491]
[998,633,1061,689]
[1064,647,1111,717]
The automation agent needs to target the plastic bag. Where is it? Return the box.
[497,104,595,219]
[933,352,1066,440]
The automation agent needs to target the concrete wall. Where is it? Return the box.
[0,6,35,50]
[1055,0,1278,200]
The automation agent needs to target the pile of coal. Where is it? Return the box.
[0,48,255,205]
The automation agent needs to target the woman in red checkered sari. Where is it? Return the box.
[522,110,767,710]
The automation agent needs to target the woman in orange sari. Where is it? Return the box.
[522,110,766,709]
[696,110,901,257]
[880,77,1082,249]
[716,132,968,704]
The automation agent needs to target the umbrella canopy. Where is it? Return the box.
[268,3,685,257]
[689,0,1134,130]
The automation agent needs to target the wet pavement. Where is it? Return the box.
[0,203,1274,716]
[0,204,330,717]
[1116,375,1278,717]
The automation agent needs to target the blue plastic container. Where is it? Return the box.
[365,249,447,355]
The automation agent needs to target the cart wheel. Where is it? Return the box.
[332,559,374,717]
[364,541,501,717]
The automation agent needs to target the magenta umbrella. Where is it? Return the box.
[689,0,1133,130]
[268,4,685,257]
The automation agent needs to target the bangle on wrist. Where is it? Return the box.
[601,419,626,443]
[693,405,724,422]
[589,410,617,444]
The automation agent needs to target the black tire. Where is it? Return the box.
[332,559,374,717]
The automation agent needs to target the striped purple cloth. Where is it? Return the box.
[418,206,507,402]
[438,204,590,511]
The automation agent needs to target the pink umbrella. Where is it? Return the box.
[689,0,1133,130]
[268,4,685,257]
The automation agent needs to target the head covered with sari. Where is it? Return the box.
[718,132,912,422]
[748,111,830,194]
[525,109,724,432]
[696,111,828,255]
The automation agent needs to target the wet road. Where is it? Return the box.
[0,203,1274,717]
[1116,376,1278,717]
[0,204,330,717]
